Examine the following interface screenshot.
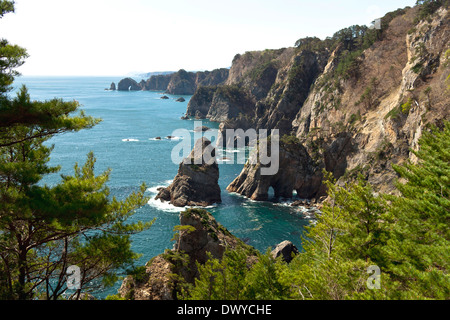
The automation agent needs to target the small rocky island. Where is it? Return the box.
[155,137,221,207]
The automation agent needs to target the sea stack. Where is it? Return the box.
[226,136,324,200]
[155,137,221,207]
[117,77,141,91]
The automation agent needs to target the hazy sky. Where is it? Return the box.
[2,0,416,76]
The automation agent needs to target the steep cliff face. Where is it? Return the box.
[292,6,449,194]
[142,74,172,91]
[185,86,217,118]
[186,46,330,141]
[188,4,449,199]
[195,68,230,88]
[165,69,196,95]
[117,68,229,94]
[227,136,324,200]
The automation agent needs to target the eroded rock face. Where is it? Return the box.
[142,74,172,91]
[155,137,221,207]
[227,137,324,201]
[117,68,229,94]
[165,69,196,95]
[186,86,217,119]
[173,209,249,283]
[118,255,174,300]
[117,77,141,91]
[118,209,254,300]
[291,7,450,195]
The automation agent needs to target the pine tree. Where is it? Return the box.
[0,2,154,299]
[383,121,450,299]
[0,1,27,100]
[186,249,249,300]
[280,171,390,299]
[185,248,288,300]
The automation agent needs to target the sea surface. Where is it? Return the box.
[11,76,313,298]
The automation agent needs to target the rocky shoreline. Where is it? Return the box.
[117,208,300,300]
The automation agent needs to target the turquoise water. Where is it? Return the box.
[11,76,312,298]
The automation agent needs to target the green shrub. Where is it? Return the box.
[385,105,402,120]
[412,62,424,74]
[280,134,301,146]
[401,98,414,114]
[414,0,449,23]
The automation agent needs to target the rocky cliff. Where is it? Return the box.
[185,47,330,135]
[291,5,450,195]
[187,4,450,199]
[116,68,229,94]
[227,135,325,200]
[155,137,221,207]
[118,208,257,300]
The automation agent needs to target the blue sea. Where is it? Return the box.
[11,76,313,298]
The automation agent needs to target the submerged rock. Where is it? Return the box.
[155,137,221,207]
[160,95,169,99]
[176,97,186,102]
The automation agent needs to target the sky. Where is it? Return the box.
[1,0,417,77]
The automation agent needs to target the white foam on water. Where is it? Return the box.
[146,180,173,195]
[147,197,185,213]
[217,148,241,153]
[147,197,219,213]
[274,200,294,207]
[199,203,218,209]
[166,136,183,141]
[147,186,162,194]
[146,180,217,213]
[122,138,139,142]
[146,182,183,213]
